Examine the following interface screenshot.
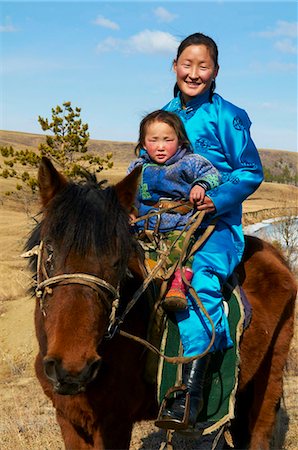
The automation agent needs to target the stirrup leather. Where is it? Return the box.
[155,384,190,431]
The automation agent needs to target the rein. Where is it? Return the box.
[23,204,217,365]
[113,208,218,364]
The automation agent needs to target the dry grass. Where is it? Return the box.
[0,377,63,450]
[0,354,297,450]
[0,208,34,301]
[0,147,297,449]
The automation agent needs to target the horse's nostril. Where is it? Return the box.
[43,356,102,391]
[43,357,59,382]
[86,358,102,382]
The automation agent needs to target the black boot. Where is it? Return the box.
[155,355,211,431]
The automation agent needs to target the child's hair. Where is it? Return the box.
[173,32,219,99]
[134,110,192,156]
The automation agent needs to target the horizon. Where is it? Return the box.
[1,1,297,152]
[0,128,296,154]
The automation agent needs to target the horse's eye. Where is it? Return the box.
[44,243,55,274]
[45,242,53,253]
[112,259,120,269]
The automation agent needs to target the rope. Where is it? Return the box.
[130,201,194,225]
[116,209,218,364]
[111,210,206,329]
[27,202,217,365]
[36,273,119,300]
[31,241,120,317]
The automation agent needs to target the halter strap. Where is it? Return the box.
[28,241,120,317]
[36,273,119,300]
[36,273,119,315]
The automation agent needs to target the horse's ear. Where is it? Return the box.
[38,157,68,207]
[114,166,141,213]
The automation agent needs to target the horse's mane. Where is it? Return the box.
[26,177,134,273]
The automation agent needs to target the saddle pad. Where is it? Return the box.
[157,285,245,435]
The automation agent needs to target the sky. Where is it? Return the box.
[0,1,297,152]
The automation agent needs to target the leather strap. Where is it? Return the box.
[144,199,194,215]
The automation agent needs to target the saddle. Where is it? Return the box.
[144,263,249,438]
[134,212,249,437]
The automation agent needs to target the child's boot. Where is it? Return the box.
[162,267,193,312]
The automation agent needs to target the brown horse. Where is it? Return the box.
[26,157,296,450]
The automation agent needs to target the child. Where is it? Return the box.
[128,109,221,311]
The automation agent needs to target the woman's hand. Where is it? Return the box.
[189,186,216,212]
[195,195,216,213]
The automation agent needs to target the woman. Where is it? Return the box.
[155,32,264,431]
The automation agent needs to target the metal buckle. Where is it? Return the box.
[105,318,122,340]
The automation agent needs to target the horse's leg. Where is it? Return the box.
[101,419,133,450]
[248,297,295,450]
[56,411,104,450]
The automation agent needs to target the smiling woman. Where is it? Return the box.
[154,32,266,434]
[173,42,219,103]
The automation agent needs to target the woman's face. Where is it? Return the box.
[174,44,219,104]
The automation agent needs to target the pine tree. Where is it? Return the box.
[0,101,113,194]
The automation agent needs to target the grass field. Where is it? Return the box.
[0,131,297,449]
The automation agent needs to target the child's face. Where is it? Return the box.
[174,44,218,104]
[144,121,179,164]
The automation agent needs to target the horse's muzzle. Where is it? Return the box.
[43,356,102,395]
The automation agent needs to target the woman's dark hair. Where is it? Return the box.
[134,110,192,156]
[173,33,219,101]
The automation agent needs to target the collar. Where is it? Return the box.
[172,89,211,113]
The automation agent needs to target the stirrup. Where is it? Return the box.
[155,385,190,431]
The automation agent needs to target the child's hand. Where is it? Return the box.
[129,213,137,224]
[128,205,138,224]
[189,185,206,207]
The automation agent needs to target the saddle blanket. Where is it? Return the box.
[156,283,246,436]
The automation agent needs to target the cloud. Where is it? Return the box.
[267,60,297,72]
[96,37,122,53]
[0,17,17,32]
[255,20,297,38]
[274,38,297,55]
[258,101,277,110]
[154,7,177,23]
[97,30,179,55]
[249,59,296,74]
[93,15,119,30]
[130,30,178,54]
[253,21,297,56]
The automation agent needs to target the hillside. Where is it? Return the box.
[0,129,134,164]
[0,130,297,449]
[0,129,297,178]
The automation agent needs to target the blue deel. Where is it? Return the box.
[163,90,264,356]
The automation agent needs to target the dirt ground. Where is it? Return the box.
[0,180,297,449]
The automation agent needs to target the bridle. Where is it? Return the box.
[23,209,218,364]
[25,241,120,327]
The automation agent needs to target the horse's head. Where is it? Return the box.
[28,157,141,395]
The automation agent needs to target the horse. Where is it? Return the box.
[25,156,296,450]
